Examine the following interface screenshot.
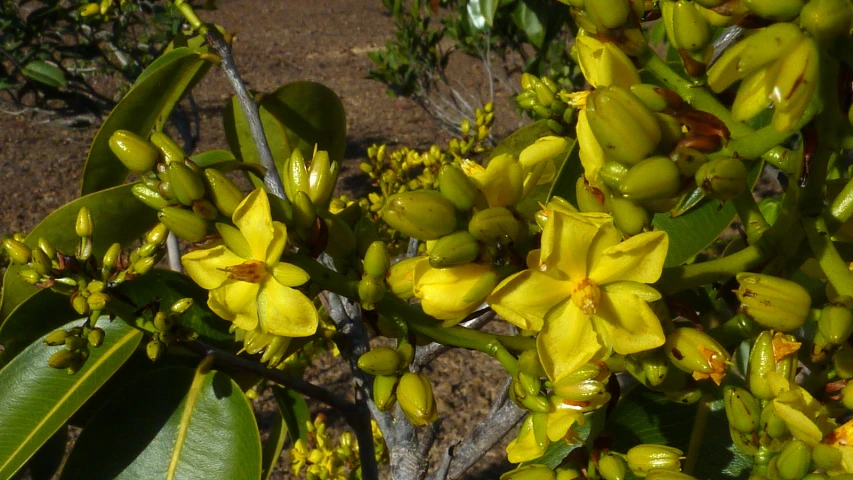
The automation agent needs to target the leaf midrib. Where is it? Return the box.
[165,367,206,479]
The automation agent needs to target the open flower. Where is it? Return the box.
[487,209,668,382]
[182,189,319,337]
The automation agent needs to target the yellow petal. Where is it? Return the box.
[487,270,570,331]
[541,210,600,280]
[415,262,497,322]
[773,401,824,446]
[593,290,665,355]
[208,280,261,330]
[506,415,548,464]
[601,281,661,302]
[181,245,245,290]
[577,110,605,187]
[266,221,288,266]
[271,262,310,287]
[588,230,668,285]
[468,154,523,208]
[586,219,621,267]
[257,277,319,337]
[546,403,584,442]
[537,302,600,383]
[233,189,274,261]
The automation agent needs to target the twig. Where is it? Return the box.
[166,232,182,272]
[414,310,495,367]
[203,28,287,200]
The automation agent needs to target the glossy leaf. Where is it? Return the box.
[22,60,66,88]
[0,318,142,479]
[606,387,752,479]
[0,289,76,368]
[272,386,311,444]
[27,424,67,480]
[653,161,763,267]
[0,183,158,321]
[80,48,209,195]
[547,138,581,205]
[490,120,556,159]
[261,407,287,480]
[60,366,262,480]
[466,0,499,29]
[223,81,346,190]
[511,0,546,48]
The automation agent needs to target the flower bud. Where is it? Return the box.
[146,338,164,361]
[585,86,661,166]
[292,191,317,233]
[428,231,480,268]
[150,131,185,164]
[158,207,208,243]
[87,328,105,347]
[79,3,100,16]
[748,331,798,399]
[583,0,629,29]
[71,295,89,316]
[818,304,853,346]
[397,372,438,426]
[800,0,852,43]
[386,257,420,300]
[37,237,56,259]
[282,149,310,202]
[108,130,158,173]
[665,328,729,384]
[358,347,402,376]
[671,148,708,178]
[3,238,31,264]
[132,183,171,210]
[608,195,651,236]
[171,297,194,315]
[363,241,391,277]
[835,343,853,379]
[18,269,41,285]
[358,275,385,310]
[167,162,205,206]
[87,292,108,311]
[76,207,93,237]
[695,157,748,201]
[619,156,682,201]
[667,0,711,52]
[811,443,841,471]
[626,444,683,477]
[576,35,640,89]
[307,150,338,207]
[641,350,670,388]
[645,472,696,480]
[743,0,804,21]
[48,349,76,369]
[154,312,173,331]
[576,178,610,213]
[775,439,811,480]
[373,374,398,411]
[468,207,521,245]
[724,386,760,434]
[203,168,244,218]
[599,453,626,480]
[44,329,69,346]
[759,402,789,440]
[736,273,811,332]
[382,191,458,241]
[500,464,556,480]
[413,261,498,323]
[133,257,155,275]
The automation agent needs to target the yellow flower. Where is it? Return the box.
[413,258,498,326]
[575,35,640,89]
[487,209,668,383]
[181,189,319,337]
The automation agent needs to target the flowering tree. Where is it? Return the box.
[3,1,853,479]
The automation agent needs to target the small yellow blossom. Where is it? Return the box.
[182,189,319,337]
[413,259,499,326]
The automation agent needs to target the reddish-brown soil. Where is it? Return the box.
[0,1,527,478]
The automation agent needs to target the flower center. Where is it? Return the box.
[223,260,266,283]
[571,278,600,316]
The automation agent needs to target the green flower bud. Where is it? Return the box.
[397,372,438,426]
[428,231,480,268]
[364,241,391,277]
[167,162,206,206]
[818,304,853,345]
[619,156,682,201]
[535,82,555,107]
[386,257,420,300]
[307,150,338,207]
[626,444,683,477]
[811,443,841,470]
[695,157,748,202]
[668,0,711,52]
[382,191,458,241]
[671,148,708,178]
[37,237,56,259]
[358,275,385,310]
[138,242,159,259]
[759,402,789,440]
[150,131,185,164]
[108,130,158,173]
[87,292,108,311]
[282,149,310,202]
[146,338,164,361]
[132,183,171,210]
[203,168,244,218]
[65,336,85,351]
[292,191,317,233]
[468,207,521,245]
[645,472,696,480]
[158,207,208,243]
[358,347,402,376]
[724,386,760,434]
[664,386,703,405]
[748,331,798,399]
[834,343,853,379]
[514,371,542,398]
[373,374,398,411]
[775,439,810,480]
[641,350,671,388]
[665,328,729,384]
[552,378,607,402]
[629,84,672,112]
[736,273,811,332]
[396,343,414,366]
[145,223,169,245]
[18,269,41,285]
[586,86,662,166]
[439,164,479,212]
[600,161,629,190]
[500,464,556,480]
[71,295,89,316]
[3,238,31,265]
[133,257,155,275]
[87,328,105,347]
[154,312,174,331]
[170,298,194,314]
[48,349,76,369]
[76,207,93,237]
[44,329,69,346]
[576,178,610,213]
[583,0,629,29]
[102,242,121,270]
[599,453,626,480]
[215,223,252,259]
[743,0,804,21]
[801,0,853,43]
[608,195,651,236]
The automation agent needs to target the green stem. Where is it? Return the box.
[683,395,712,476]
[803,215,853,298]
[829,176,853,227]
[657,242,773,294]
[732,189,769,244]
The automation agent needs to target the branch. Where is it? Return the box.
[414,310,496,367]
[203,28,287,200]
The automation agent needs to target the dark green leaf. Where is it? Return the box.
[467,0,498,29]
[547,139,581,205]
[0,289,76,368]
[261,408,287,480]
[80,48,209,195]
[27,424,67,480]
[0,318,142,479]
[490,120,555,159]
[511,0,546,48]
[223,81,347,190]
[21,60,66,88]
[60,366,262,480]
[272,386,310,444]
[606,387,751,480]
[0,184,158,322]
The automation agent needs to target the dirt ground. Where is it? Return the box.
[0,0,529,478]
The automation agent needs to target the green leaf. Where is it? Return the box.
[467,0,498,29]
[21,61,66,88]
[547,139,581,205]
[189,149,237,167]
[261,407,287,480]
[272,386,311,444]
[490,119,555,159]
[653,161,763,267]
[223,81,347,190]
[27,424,67,480]
[80,48,209,195]
[511,0,546,49]
[0,318,142,479]
[0,183,158,322]
[605,387,752,480]
[0,289,76,368]
[60,366,262,480]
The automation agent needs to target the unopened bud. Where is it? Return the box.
[71,295,89,316]
[358,275,385,309]
[373,374,398,411]
[599,453,626,480]
[109,130,159,173]
[386,257,420,300]
[358,347,402,376]
[775,439,811,480]
[167,162,205,206]
[150,132,185,164]
[203,168,244,218]
[132,183,171,210]
[170,298,194,314]
[626,444,683,477]
[147,338,164,361]
[44,329,69,346]
[818,304,853,345]
[749,331,798,399]
[158,207,208,243]
[695,157,748,201]
[363,241,391,277]
[102,242,121,269]
[665,328,729,384]
[724,386,760,434]
[429,231,480,268]
[468,207,521,245]
[736,273,811,332]
[439,164,479,212]
[3,238,31,264]
[48,349,76,369]
[87,328,105,347]
[382,191,458,241]
[619,156,682,201]
[87,292,108,311]
[397,372,438,426]
[76,207,93,237]
[500,464,556,480]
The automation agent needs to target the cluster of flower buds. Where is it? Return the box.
[358,240,391,310]
[289,414,387,480]
[358,344,436,425]
[78,0,130,17]
[515,74,572,133]
[111,130,247,243]
[281,147,339,209]
[144,297,196,362]
[560,0,648,56]
[44,324,105,374]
